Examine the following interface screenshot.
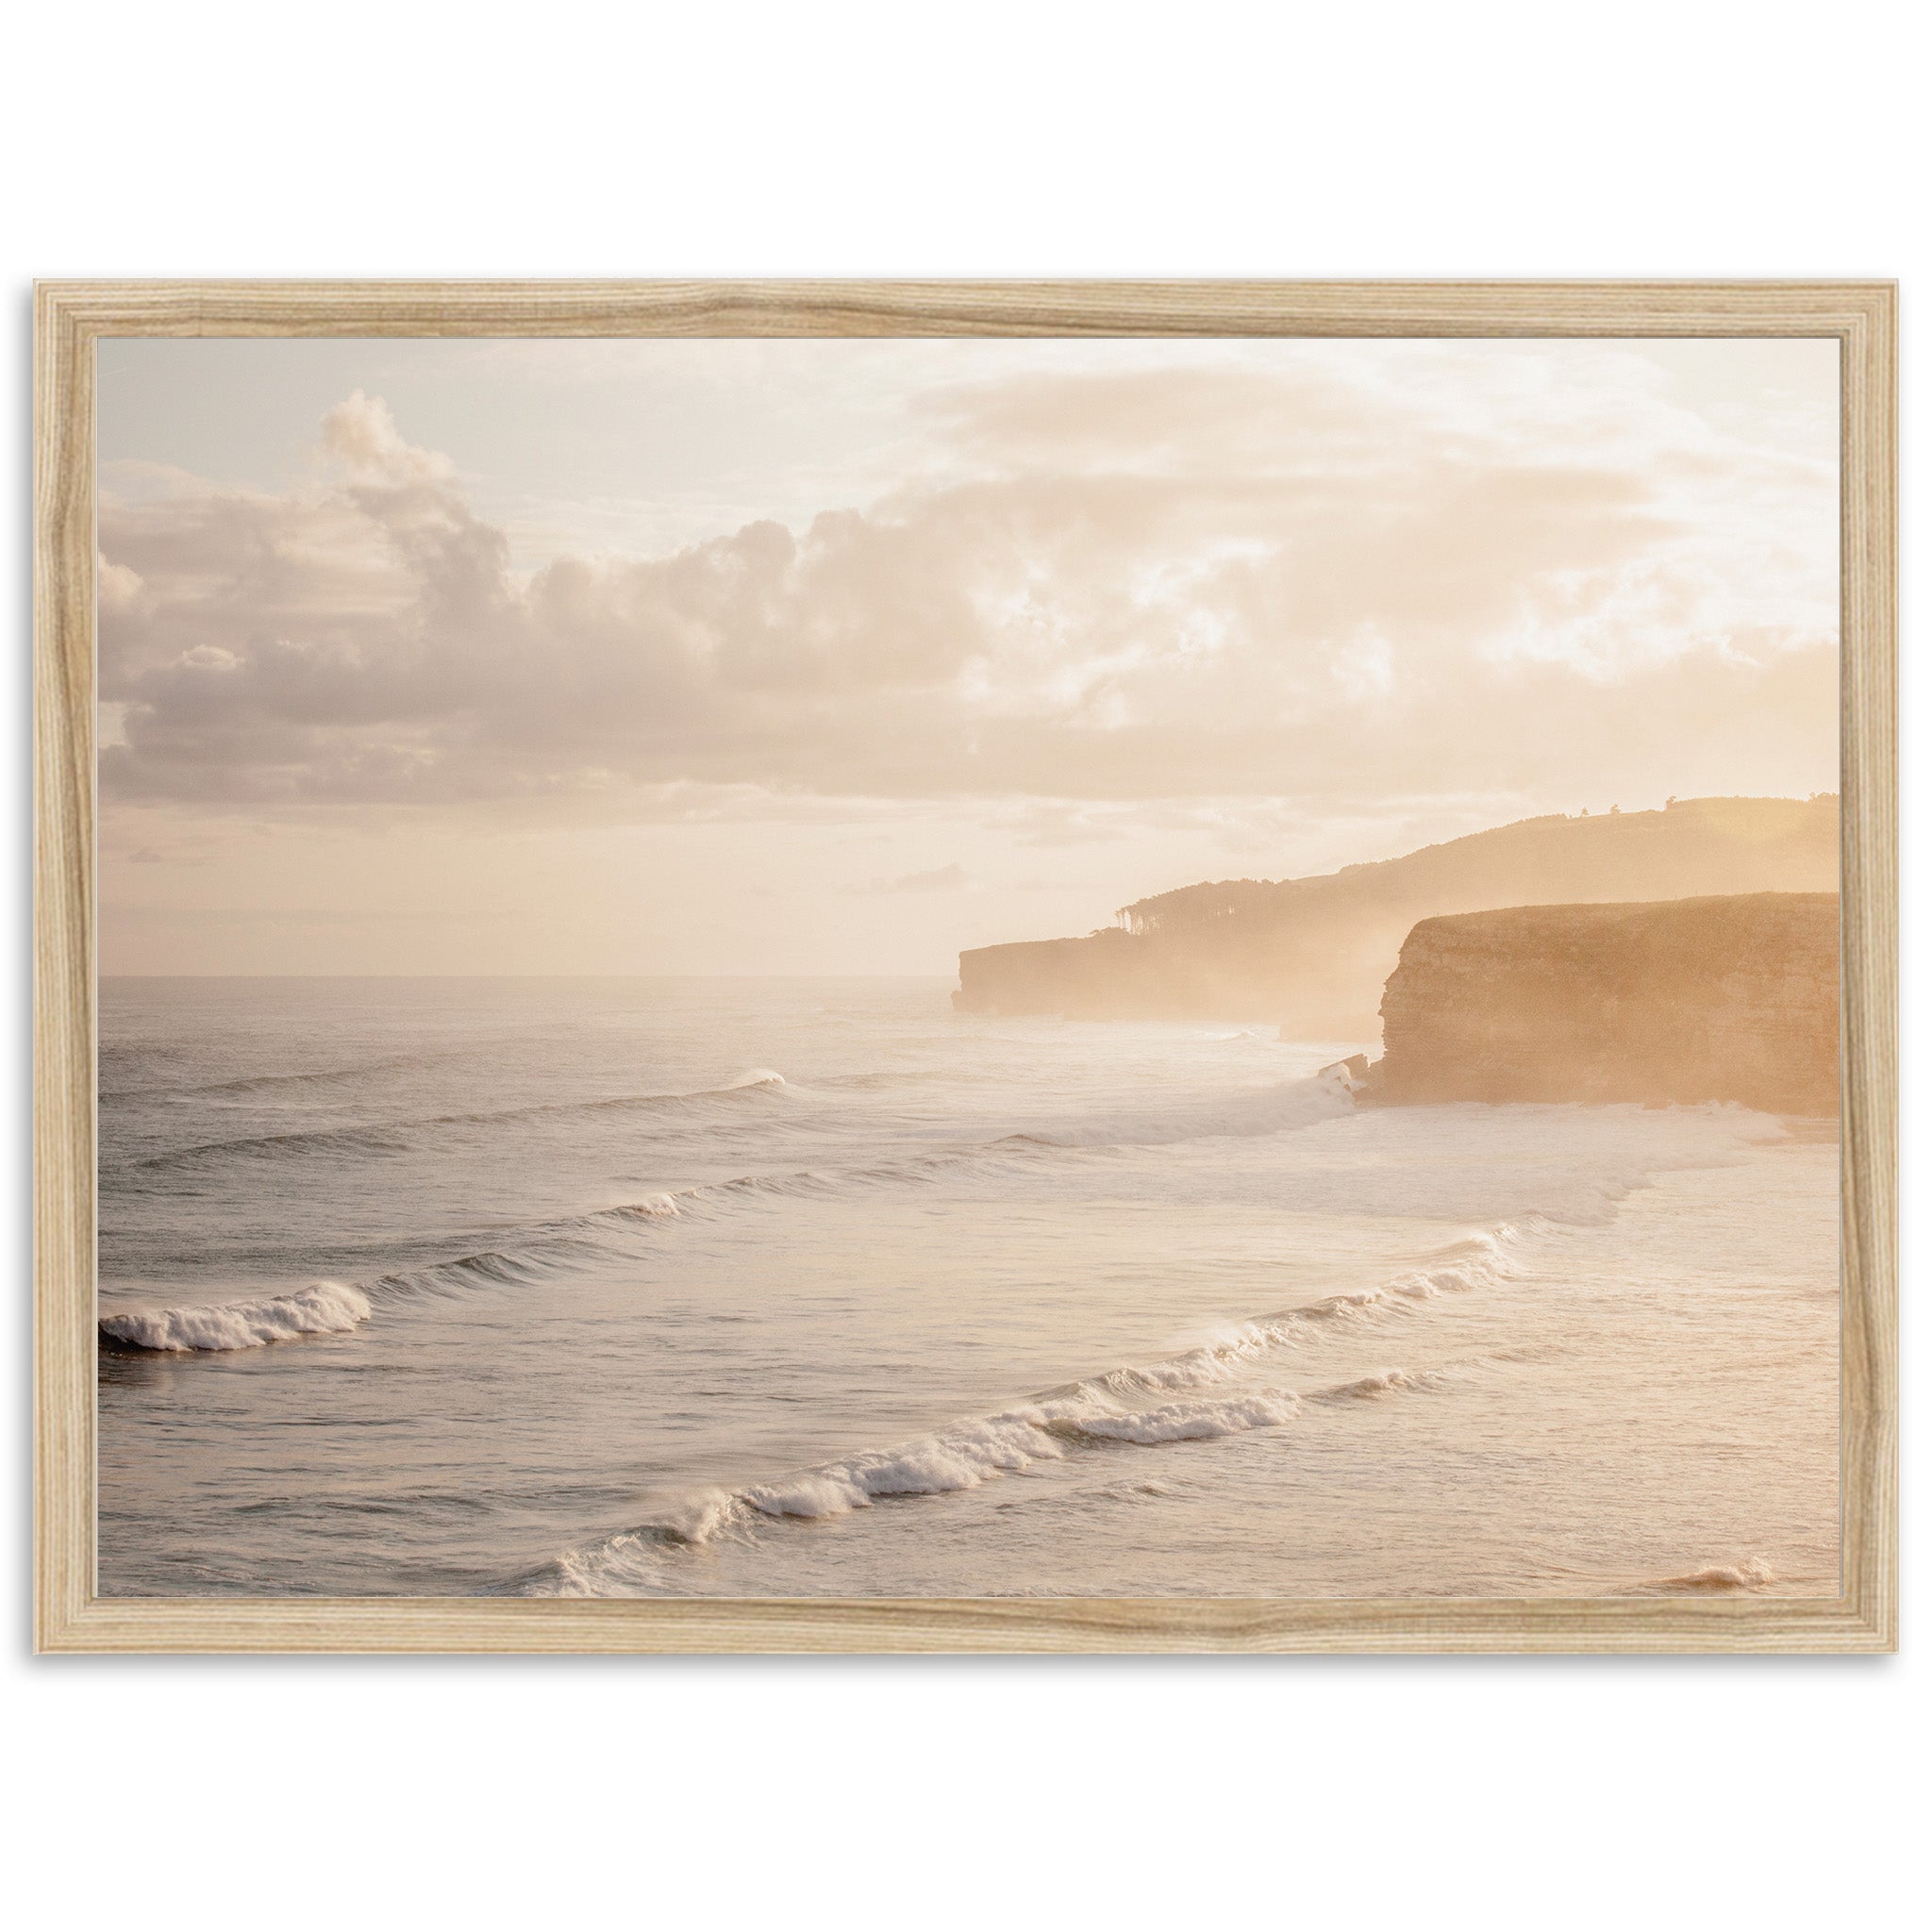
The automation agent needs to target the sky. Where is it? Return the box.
[95,335,1840,975]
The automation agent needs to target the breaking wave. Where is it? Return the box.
[365,1100,1365,1312]
[1050,1392,1306,1444]
[514,1224,1529,1594]
[99,1279,372,1353]
[105,1076,1360,1352]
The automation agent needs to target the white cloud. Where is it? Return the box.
[96,350,1838,821]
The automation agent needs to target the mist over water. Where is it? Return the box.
[97,977,1839,1598]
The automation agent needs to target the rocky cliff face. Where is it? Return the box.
[1360,892,1840,1113]
[955,794,1840,1033]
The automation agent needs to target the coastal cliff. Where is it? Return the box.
[954,794,1839,1034]
[1359,892,1840,1113]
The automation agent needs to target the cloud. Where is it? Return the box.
[319,390,457,486]
[96,352,1838,818]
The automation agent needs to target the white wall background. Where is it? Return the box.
[3,5,1921,1926]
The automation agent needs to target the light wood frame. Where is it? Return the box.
[34,280,1898,1653]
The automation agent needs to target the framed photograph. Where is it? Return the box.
[34,280,1895,1653]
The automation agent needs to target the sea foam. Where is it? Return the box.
[99,1279,373,1353]
[515,1224,1533,1594]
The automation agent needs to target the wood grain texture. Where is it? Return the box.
[33,280,1898,1654]
[25,278,1900,341]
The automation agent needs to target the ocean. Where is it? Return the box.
[96,976,1840,1599]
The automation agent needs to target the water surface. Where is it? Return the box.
[97,976,1840,1598]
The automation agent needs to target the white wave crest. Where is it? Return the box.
[743,1405,1087,1519]
[520,1365,1410,1596]
[1309,1367,1436,1402]
[146,1078,1364,1343]
[99,1279,372,1353]
[517,1217,1539,1595]
[1052,1392,1304,1444]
